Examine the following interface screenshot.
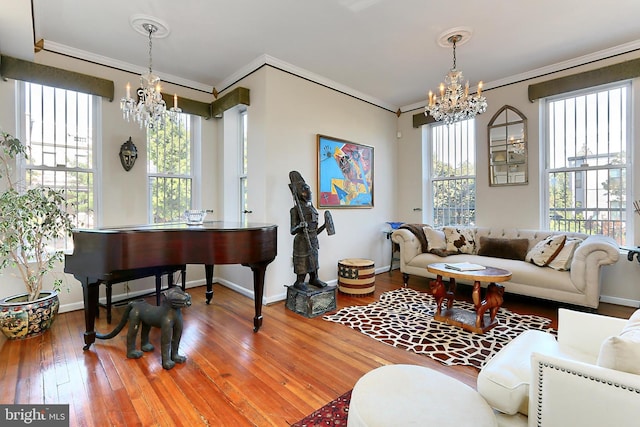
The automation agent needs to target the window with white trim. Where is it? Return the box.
[239,109,249,224]
[20,82,98,249]
[424,119,476,226]
[147,113,198,223]
[543,82,631,245]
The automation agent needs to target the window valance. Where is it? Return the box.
[528,57,640,102]
[0,55,115,101]
[1,55,251,119]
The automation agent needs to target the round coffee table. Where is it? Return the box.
[426,262,512,334]
[348,364,497,427]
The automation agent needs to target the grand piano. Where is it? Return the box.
[64,221,278,349]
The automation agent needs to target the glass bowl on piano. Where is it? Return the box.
[184,210,207,225]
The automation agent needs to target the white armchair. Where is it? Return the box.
[477,308,640,427]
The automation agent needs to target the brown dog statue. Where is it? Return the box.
[96,286,192,370]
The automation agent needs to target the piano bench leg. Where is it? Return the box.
[105,283,112,323]
[155,274,162,306]
[205,264,214,304]
[167,265,187,291]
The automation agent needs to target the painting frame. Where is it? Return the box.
[317,134,374,209]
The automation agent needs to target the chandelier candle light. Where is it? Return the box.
[425,32,487,125]
[120,21,182,129]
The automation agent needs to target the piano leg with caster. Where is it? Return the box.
[82,278,100,350]
[205,264,214,304]
[246,261,269,332]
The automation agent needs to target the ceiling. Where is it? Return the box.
[3,0,640,113]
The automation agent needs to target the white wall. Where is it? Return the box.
[0,53,399,311]
[396,50,640,307]
[217,66,398,302]
[0,52,216,311]
[6,47,635,311]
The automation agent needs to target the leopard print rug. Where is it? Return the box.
[324,287,555,369]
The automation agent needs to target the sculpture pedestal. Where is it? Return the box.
[434,307,498,334]
[286,285,337,318]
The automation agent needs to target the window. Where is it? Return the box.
[20,82,97,248]
[147,113,197,223]
[543,82,631,245]
[239,109,249,223]
[424,120,476,226]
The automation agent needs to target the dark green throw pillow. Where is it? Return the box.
[477,237,530,261]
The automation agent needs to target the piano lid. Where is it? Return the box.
[72,221,277,233]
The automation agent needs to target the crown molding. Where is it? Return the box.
[40,42,398,111]
[40,37,640,116]
[42,40,213,92]
[218,54,398,112]
[399,38,640,114]
[215,54,267,93]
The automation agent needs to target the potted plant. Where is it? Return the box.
[0,128,74,339]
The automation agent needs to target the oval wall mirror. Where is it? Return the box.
[488,105,528,186]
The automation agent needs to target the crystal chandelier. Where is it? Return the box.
[510,136,526,155]
[425,34,487,125]
[120,23,181,129]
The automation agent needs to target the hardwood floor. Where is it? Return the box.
[0,270,635,426]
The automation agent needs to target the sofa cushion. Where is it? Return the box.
[477,237,529,261]
[424,227,446,252]
[443,226,476,254]
[548,238,582,271]
[477,329,559,416]
[597,309,640,375]
[525,234,566,266]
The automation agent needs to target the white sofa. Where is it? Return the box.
[477,308,640,427]
[391,225,620,309]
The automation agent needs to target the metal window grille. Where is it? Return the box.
[428,119,476,227]
[22,82,96,250]
[545,82,630,245]
[147,113,193,223]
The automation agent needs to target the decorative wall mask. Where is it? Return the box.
[119,137,138,171]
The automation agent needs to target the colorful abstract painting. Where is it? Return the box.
[317,134,373,208]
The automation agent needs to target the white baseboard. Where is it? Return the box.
[600,294,640,308]
[58,276,310,313]
[60,274,637,315]
[58,277,208,314]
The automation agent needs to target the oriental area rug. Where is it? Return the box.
[324,287,555,370]
[291,390,351,427]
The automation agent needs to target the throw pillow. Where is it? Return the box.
[477,237,529,261]
[424,228,446,252]
[525,235,566,266]
[548,238,583,271]
[597,309,640,375]
[443,227,476,254]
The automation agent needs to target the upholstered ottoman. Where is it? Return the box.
[338,258,375,296]
[348,364,497,427]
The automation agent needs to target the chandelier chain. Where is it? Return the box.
[452,37,457,69]
[147,26,154,74]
